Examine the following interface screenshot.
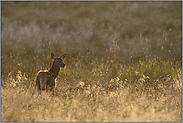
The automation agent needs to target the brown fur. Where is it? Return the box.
[36,53,67,96]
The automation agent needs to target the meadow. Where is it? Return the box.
[1,1,182,122]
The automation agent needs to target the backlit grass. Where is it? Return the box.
[1,1,182,122]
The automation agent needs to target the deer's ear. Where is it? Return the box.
[60,53,67,60]
[51,52,55,60]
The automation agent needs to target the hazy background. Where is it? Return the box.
[1,1,182,78]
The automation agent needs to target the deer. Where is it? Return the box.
[36,52,67,96]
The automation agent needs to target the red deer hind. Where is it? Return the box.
[36,52,67,96]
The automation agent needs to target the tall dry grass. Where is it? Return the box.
[1,70,182,122]
[1,1,182,122]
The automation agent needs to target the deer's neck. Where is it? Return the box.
[49,64,60,79]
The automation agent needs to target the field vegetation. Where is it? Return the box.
[1,1,182,122]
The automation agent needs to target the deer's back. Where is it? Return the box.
[36,71,55,90]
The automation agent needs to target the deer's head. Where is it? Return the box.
[51,52,67,68]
